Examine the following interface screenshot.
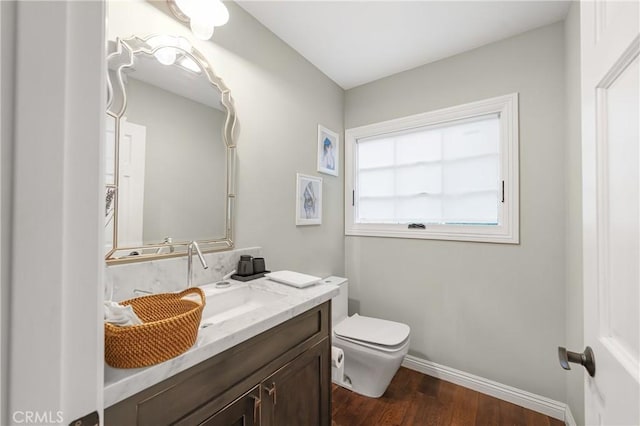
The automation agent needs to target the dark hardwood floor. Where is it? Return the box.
[331,367,565,426]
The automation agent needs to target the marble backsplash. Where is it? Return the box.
[105,247,262,301]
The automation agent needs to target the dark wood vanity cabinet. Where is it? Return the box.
[200,386,261,426]
[105,302,331,426]
[261,339,329,426]
[201,339,329,426]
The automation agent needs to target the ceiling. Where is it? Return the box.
[127,53,224,110]
[236,1,571,89]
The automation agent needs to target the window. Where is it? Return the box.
[345,93,519,243]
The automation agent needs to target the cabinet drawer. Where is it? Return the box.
[105,301,329,426]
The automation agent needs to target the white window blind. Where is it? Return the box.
[356,114,501,225]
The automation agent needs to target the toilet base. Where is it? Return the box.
[332,335,409,398]
[332,373,353,391]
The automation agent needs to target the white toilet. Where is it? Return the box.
[325,276,411,398]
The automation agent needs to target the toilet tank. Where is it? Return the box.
[322,276,349,326]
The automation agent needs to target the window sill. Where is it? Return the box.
[345,225,519,244]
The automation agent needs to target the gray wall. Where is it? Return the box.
[0,2,15,423]
[108,0,345,277]
[124,77,226,242]
[8,1,105,422]
[564,2,584,424]
[344,23,567,401]
[213,4,345,277]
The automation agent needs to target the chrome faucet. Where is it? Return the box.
[187,241,208,288]
[155,236,174,254]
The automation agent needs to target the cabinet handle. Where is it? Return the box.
[250,394,261,425]
[264,382,277,406]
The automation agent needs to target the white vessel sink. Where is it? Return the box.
[199,284,286,326]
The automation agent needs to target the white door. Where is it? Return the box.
[105,114,116,185]
[117,118,147,247]
[581,1,639,424]
[105,115,117,254]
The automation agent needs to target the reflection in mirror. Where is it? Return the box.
[105,114,117,255]
[106,35,236,263]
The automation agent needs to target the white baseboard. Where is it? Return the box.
[402,355,575,424]
[564,405,577,426]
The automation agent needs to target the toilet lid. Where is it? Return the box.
[334,314,410,347]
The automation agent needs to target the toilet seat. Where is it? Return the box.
[334,314,410,353]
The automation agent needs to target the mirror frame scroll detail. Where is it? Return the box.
[105,34,237,264]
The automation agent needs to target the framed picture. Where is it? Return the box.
[296,173,322,225]
[105,186,116,219]
[317,125,339,176]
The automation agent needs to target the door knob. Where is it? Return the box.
[558,346,596,377]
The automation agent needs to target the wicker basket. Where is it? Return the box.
[105,287,205,369]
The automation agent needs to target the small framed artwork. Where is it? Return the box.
[105,186,116,219]
[296,173,322,225]
[317,124,339,176]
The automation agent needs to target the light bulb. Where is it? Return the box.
[174,0,197,18]
[190,16,214,40]
[153,46,177,65]
[210,0,229,27]
[179,58,201,74]
[147,34,174,49]
[171,0,228,40]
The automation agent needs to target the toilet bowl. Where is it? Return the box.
[323,276,410,398]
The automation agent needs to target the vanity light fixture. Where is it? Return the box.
[168,0,230,41]
[146,34,188,65]
[145,35,201,74]
[179,57,202,74]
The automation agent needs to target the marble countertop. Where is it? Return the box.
[104,277,339,408]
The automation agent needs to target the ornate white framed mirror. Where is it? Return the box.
[105,34,236,263]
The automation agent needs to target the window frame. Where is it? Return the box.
[344,93,519,244]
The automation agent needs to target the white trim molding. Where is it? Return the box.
[564,404,577,426]
[402,355,576,424]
